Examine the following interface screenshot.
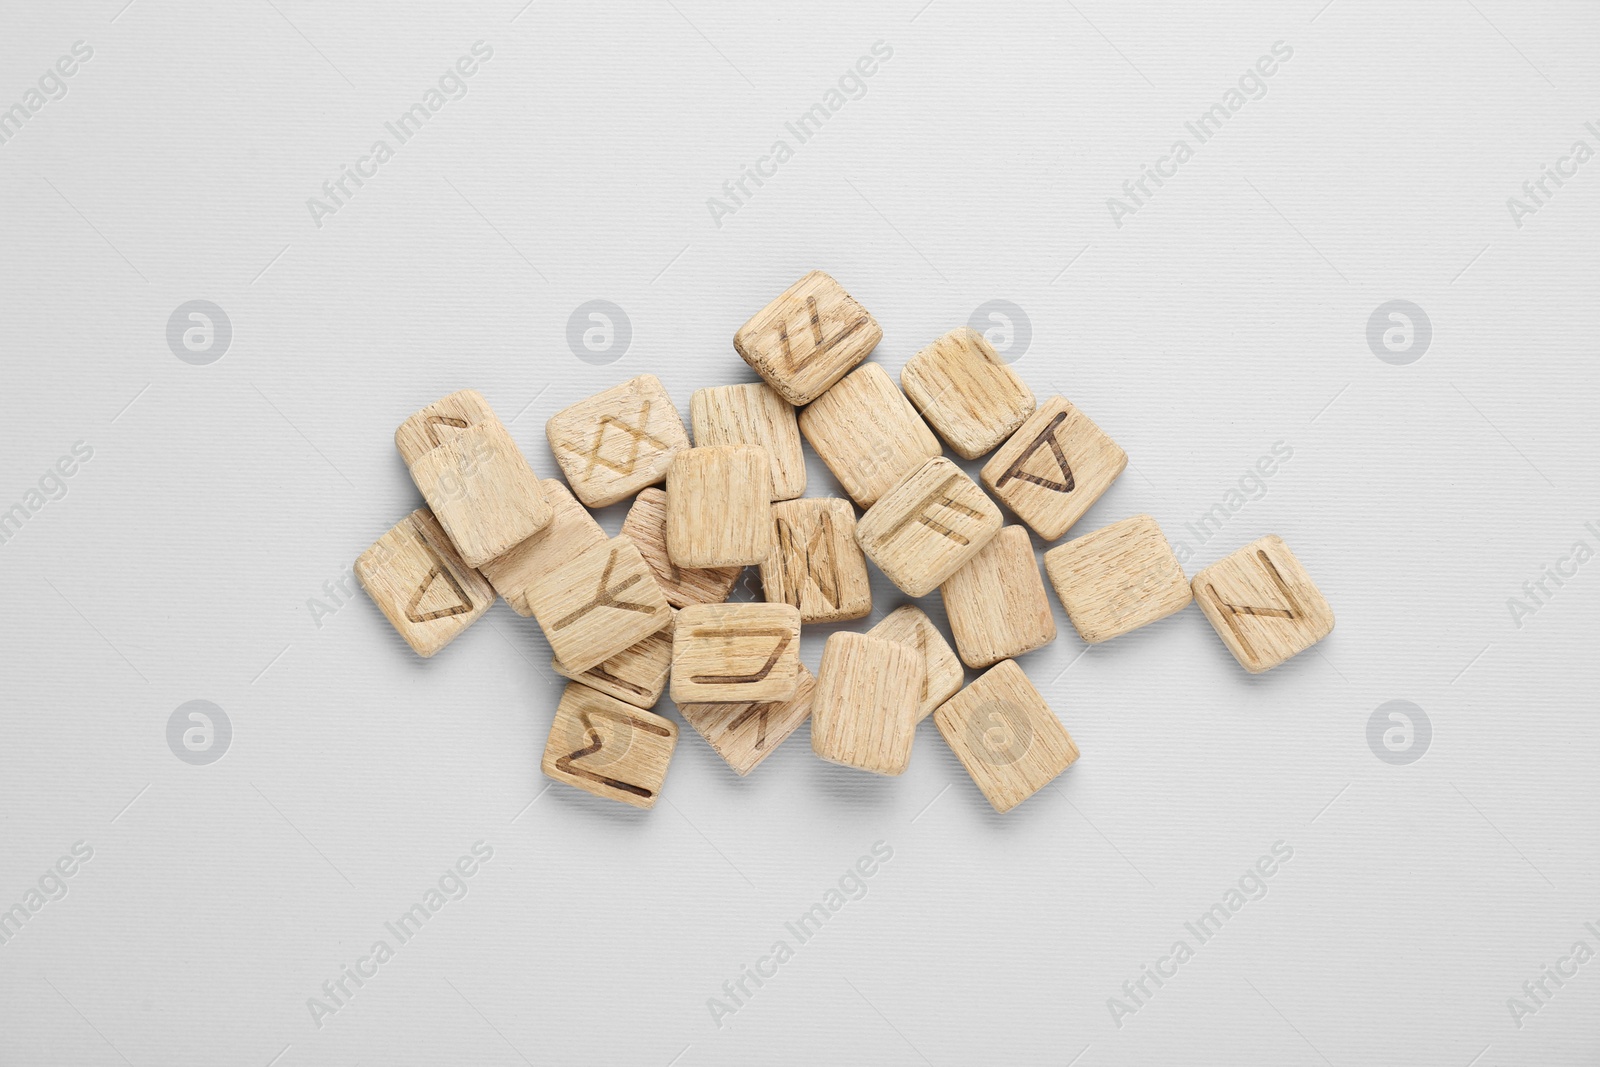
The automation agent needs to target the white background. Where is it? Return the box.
[1,1,1596,1064]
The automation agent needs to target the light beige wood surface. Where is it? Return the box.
[867,605,965,723]
[355,508,492,658]
[669,602,802,704]
[797,363,942,508]
[1044,514,1191,643]
[939,525,1057,668]
[690,382,806,500]
[546,374,690,507]
[856,457,1003,597]
[933,659,1079,813]
[618,487,740,607]
[760,497,872,623]
[551,611,675,709]
[980,395,1127,541]
[901,327,1036,460]
[525,537,673,675]
[397,389,550,567]
[809,632,925,776]
[664,445,774,567]
[679,664,816,776]
[732,270,882,405]
[541,682,677,809]
[1192,535,1334,673]
[480,479,607,616]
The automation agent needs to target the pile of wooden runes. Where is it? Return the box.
[357,270,1334,813]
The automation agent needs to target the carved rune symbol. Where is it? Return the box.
[424,414,470,447]
[996,411,1075,493]
[556,706,671,799]
[689,628,793,685]
[776,295,870,373]
[552,549,658,630]
[1204,550,1303,666]
[728,703,770,751]
[883,473,986,545]
[404,527,473,623]
[777,510,839,608]
[566,399,672,478]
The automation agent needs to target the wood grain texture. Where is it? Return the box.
[809,632,925,776]
[1044,514,1192,643]
[541,683,677,809]
[760,497,871,623]
[855,457,1003,597]
[901,327,1036,459]
[679,664,815,776]
[397,389,550,567]
[546,374,690,507]
[980,395,1127,541]
[524,537,672,675]
[934,660,1079,814]
[480,479,607,617]
[669,602,802,704]
[939,525,1057,668]
[355,508,492,658]
[867,605,964,723]
[732,270,881,405]
[797,363,942,508]
[690,382,806,500]
[618,487,740,607]
[551,610,675,709]
[664,445,774,567]
[1192,535,1334,674]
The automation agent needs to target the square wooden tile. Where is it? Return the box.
[679,664,815,776]
[396,389,550,567]
[670,602,802,704]
[546,375,690,507]
[733,270,882,405]
[901,327,1036,460]
[934,660,1079,813]
[480,479,607,616]
[867,605,964,723]
[690,382,806,500]
[552,611,675,709]
[940,526,1056,668]
[809,632,925,776]
[980,395,1127,541]
[797,363,942,508]
[541,683,677,809]
[665,445,774,567]
[760,498,871,623]
[355,508,492,658]
[525,538,672,675]
[1044,514,1192,643]
[618,488,740,607]
[856,457,1003,597]
[1192,535,1334,673]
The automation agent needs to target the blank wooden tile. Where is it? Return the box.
[552,611,675,709]
[356,508,492,658]
[541,683,677,809]
[810,632,925,776]
[396,389,550,567]
[665,445,774,567]
[934,660,1079,814]
[867,605,964,723]
[525,537,672,675]
[797,363,942,508]
[480,479,607,616]
[1044,514,1191,643]
[1192,535,1334,673]
[980,395,1127,541]
[901,327,1036,460]
[546,375,690,507]
[761,498,872,623]
[679,664,815,776]
[733,270,882,406]
[690,383,806,500]
[670,602,802,704]
[940,526,1057,668]
[855,457,1003,597]
[618,488,740,607]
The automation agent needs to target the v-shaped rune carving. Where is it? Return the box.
[552,549,658,630]
[689,628,793,685]
[1204,550,1303,665]
[777,510,839,607]
[727,703,770,751]
[567,399,672,478]
[405,527,474,622]
[555,707,671,798]
[424,414,470,447]
[776,294,870,373]
[996,411,1075,493]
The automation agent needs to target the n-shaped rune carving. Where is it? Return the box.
[689,628,793,685]
[552,548,658,630]
[996,411,1075,494]
[882,473,987,545]
[404,526,473,623]
[776,510,840,608]
[564,398,673,478]
[1204,550,1303,665]
[556,706,671,798]
[776,294,870,373]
